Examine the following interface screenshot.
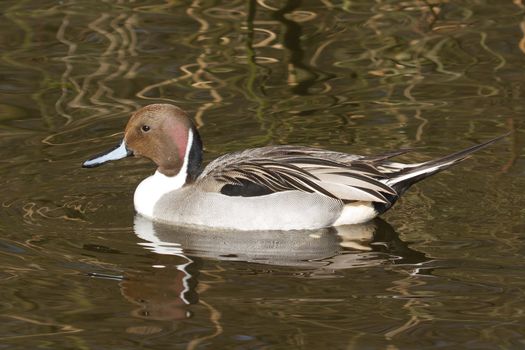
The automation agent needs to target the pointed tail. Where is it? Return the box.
[387,132,510,193]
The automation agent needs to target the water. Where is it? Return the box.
[0,0,524,348]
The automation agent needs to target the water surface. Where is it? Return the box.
[0,0,524,349]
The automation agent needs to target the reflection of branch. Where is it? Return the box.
[136,63,196,102]
[479,32,506,72]
[243,0,271,132]
[256,0,279,11]
[2,0,57,129]
[186,299,223,350]
[56,11,139,122]
[81,13,137,114]
[272,0,319,95]
[519,20,525,54]
[186,2,226,127]
[134,0,182,13]
[500,2,525,172]
[55,15,75,125]
[46,4,147,145]
[137,0,226,128]
[309,38,335,67]
[384,274,433,339]
[0,315,82,341]
[500,119,517,173]
[404,76,427,142]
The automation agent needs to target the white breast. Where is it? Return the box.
[134,130,193,218]
[134,170,188,218]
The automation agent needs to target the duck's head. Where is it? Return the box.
[83,104,203,180]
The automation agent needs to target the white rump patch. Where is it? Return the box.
[332,202,378,226]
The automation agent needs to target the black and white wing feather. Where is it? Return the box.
[197,146,398,204]
[196,134,508,211]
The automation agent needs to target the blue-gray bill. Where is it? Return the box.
[82,140,133,168]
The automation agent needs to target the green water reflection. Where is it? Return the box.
[0,0,524,349]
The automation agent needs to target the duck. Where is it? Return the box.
[83,104,507,231]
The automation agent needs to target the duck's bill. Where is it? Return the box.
[82,140,133,168]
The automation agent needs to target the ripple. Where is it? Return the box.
[0,1,522,348]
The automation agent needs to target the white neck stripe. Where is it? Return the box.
[178,127,193,184]
[133,129,193,218]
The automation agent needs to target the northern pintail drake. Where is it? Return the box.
[83,104,507,230]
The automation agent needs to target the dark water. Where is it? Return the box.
[0,0,524,348]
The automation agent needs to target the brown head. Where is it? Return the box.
[83,104,203,181]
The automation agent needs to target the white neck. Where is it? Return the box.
[134,129,193,218]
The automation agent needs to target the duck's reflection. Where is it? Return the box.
[117,216,428,322]
[119,254,198,321]
[134,215,427,267]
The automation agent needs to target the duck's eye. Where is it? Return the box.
[141,125,150,132]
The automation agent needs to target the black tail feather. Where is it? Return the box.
[373,132,510,214]
[389,132,510,194]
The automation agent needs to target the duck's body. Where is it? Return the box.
[140,178,346,230]
[83,104,507,231]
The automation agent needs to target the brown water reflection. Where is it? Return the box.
[133,217,427,268]
[0,0,524,349]
[87,218,430,342]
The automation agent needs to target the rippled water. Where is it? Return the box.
[0,0,524,348]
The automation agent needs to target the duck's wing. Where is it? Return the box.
[197,146,397,204]
[197,133,509,207]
